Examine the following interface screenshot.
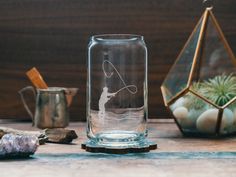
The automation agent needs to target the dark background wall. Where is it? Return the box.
[0,0,235,121]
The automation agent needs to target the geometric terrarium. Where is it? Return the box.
[161,8,236,137]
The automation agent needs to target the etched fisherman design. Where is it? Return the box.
[98,87,116,119]
[98,59,138,120]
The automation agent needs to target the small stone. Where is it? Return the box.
[0,127,47,145]
[224,109,234,127]
[188,109,203,123]
[44,128,78,144]
[173,107,194,128]
[0,134,38,158]
[171,97,185,111]
[196,108,234,134]
[233,109,236,124]
[173,107,188,119]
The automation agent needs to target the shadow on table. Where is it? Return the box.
[33,152,236,160]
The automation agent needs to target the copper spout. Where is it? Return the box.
[65,88,79,106]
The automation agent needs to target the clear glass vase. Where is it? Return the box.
[86,34,148,148]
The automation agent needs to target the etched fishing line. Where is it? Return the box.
[102,60,138,94]
[98,59,138,119]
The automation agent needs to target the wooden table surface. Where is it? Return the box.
[1,119,236,177]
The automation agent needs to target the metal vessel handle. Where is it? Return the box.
[18,86,36,126]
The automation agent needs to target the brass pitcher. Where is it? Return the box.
[19,86,78,129]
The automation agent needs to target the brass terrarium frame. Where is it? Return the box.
[161,8,236,136]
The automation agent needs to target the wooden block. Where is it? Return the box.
[26,67,48,89]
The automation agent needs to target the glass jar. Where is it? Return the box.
[86,34,148,148]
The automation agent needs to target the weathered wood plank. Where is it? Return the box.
[0,0,235,120]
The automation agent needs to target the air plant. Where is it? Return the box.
[184,82,206,110]
[201,73,236,107]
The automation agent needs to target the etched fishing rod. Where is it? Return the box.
[102,60,138,95]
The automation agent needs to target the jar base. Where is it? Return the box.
[82,131,156,153]
[95,131,145,147]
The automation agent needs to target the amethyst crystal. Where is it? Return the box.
[0,134,38,158]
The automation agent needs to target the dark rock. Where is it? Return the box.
[44,128,78,144]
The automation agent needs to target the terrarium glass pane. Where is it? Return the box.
[190,13,236,107]
[169,92,219,135]
[196,15,236,80]
[161,17,203,102]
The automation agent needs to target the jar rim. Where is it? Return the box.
[91,34,143,42]
[37,87,66,92]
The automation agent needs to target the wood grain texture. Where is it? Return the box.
[1,121,236,177]
[0,0,235,120]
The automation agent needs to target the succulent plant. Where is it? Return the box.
[201,73,236,106]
